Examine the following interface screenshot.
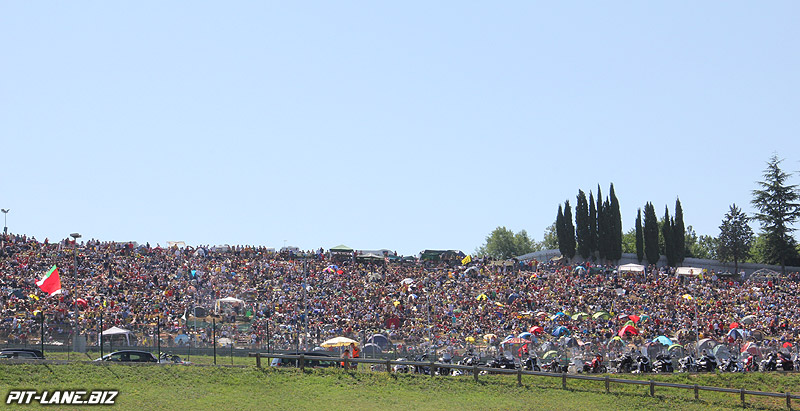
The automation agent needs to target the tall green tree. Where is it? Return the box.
[475,226,536,259]
[608,183,623,261]
[644,202,660,265]
[717,204,754,275]
[635,208,644,263]
[563,200,576,260]
[662,206,676,266]
[596,185,606,260]
[673,198,686,264]
[575,190,591,259]
[588,191,598,258]
[751,155,800,274]
[556,205,566,257]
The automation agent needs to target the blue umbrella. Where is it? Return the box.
[727,328,748,340]
[174,334,190,344]
[518,332,533,340]
[552,326,570,337]
[653,336,673,346]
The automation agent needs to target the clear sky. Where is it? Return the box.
[2,2,799,256]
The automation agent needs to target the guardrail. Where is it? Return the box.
[250,353,800,409]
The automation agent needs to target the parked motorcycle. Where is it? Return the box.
[614,353,634,373]
[678,356,697,373]
[652,354,673,373]
[719,357,740,373]
[760,352,777,372]
[522,354,541,372]
[697,353,717,372]
[633,355,651,373]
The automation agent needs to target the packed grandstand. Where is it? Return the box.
[1,232,798,370]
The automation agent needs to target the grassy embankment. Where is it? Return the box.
[1,360,798,410]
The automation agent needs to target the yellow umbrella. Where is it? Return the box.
[465,336,475,343]
[483,333,497,342]
[321,336,358,347]
[476,294,488,301]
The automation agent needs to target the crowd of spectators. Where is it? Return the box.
[1,232,798,362]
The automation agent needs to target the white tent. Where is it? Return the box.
[618,264,645,274]
[676,267,704,276]
[102,326,133,346]
[215,296,245,314]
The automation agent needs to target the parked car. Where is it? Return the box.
[270,351,336,368]
[0,349,45,359]
[94,350,158,363]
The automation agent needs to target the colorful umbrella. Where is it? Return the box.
[628,315,640,323]
[592,311,611,320]
[553,326,570,337]
[503,337,532,345]
[729,322,740,330]
[529,326,544,335]
[653,336,673,346]
[541,350,559,360]
[740,315,757,325]
[618,325,638,337]
[518,332,533,340]
[571,312,590,321]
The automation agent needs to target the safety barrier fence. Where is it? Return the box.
[250,353,800,410]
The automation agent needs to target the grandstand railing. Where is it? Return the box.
[250,352,799,409]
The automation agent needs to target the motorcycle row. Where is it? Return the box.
[387,350,799,376]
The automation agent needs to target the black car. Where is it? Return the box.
[270,351,336,368]
[95,350,158,363]
[0,349,45,359]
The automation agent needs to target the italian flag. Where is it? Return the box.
[36,265,62,296]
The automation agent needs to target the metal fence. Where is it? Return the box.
[251,353,800,410]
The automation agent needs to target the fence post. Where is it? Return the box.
[649,380,655,397]
[562,373,567,390]
[786,392,791,410]
[386,359,391,374]
[740,388,745,408]
[299,354,305,372]
[605,375,610,393]
[473,364,479,382]
[694,385,699,401]
[430,361,436,377]
[344,357,349,371]
[517,368,522,387]
[256,353,261,368]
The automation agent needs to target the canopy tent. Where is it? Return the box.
[329,245,354,253]
[676,267,704,276]
[215,296,245,314]
[618,264,645,274]
[102,326,133,346]
[321,336,358,348]
[749,268,783,282]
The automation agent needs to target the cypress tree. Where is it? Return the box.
[588,191,598,258]
[673,198,686,264]
[609,183,623,261]
[596,185,606,260]
[662,206,676,266]
[635,208,644,263]
[556,205,565,255]
[644,202,660,265]
[575,190,590,259]
[563,200,576,260]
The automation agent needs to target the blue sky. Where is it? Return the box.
[2,2,799,256]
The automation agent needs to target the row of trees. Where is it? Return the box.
[636,199,687,266]
[556,184,624,262]
[475,156,799,271]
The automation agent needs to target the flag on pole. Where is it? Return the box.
[36,265,62,296]
[461,255,472,265]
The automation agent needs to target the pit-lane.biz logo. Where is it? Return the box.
[6,390,118,405]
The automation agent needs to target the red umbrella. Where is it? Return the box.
[75,298,88,308]
[529,326,544,335]
[729,322,740,330]
[618,325,639,337]
[503,337,532,344]
[783,342,793,349]
[628,315,640,323]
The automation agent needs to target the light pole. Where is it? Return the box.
[1,209,9,235]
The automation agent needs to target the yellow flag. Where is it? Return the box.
[461,255,472,265]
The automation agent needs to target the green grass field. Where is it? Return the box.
[1,360,798,410]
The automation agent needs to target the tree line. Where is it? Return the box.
[475,155,800,274]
